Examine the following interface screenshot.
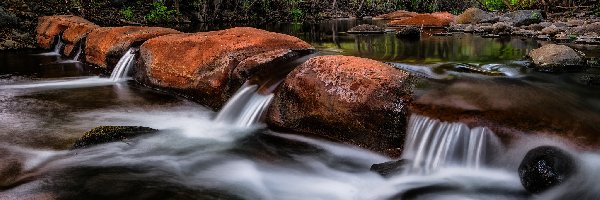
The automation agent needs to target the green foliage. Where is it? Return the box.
[291,8,303,22]
[145,0,177,22]
[479,0,506,11]
[120,6,134,21]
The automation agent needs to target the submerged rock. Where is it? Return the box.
[370,160,408,177]
[35,15,96,49]
[396,26,421,39]
[347,24,385,33]
[519,146,577,193]
[267,55,414,155]
[72,126,158,149]
[455,7,497,24]
[528,44,585,72]
[85,26,181,69]
[502,10,543,27]
[136,27,313,110]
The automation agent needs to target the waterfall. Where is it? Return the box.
[401,114,502,174]
[214,83,274,127]
[72,45,82,61]
[110,48,136,82]
[53,36,64,55]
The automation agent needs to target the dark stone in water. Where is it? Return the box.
[72,126,158,149]
[518,146,577,193]
[347,24,385,34]
[370,159,408,177]
[396,26,421,39]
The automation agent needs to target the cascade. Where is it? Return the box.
[110,48,137,82]
[401,114,502,174]
[53,36,64,55]
[72,44,82,61]
[214,83,274,127]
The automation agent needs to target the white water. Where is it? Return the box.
[109,48,136,82]
[402,114,502,173]
[214,83,274,127]
[37,36,65,56]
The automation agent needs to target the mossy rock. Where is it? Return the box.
[72,126,158,149]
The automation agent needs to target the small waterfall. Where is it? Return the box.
[401,114,502,174]
[110,48,136,82]
[214,83,274,127]
[53,36,64,55]
[72,45,82,61]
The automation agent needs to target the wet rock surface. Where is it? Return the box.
[267,55,414,155]
[85,26,180,68]
[396,26,421,39]
[519,146,577,193]
[455,7,497,24]
[72,126,158,149]
[370,160,408,177]
[502,10,543,27]
[135,27,313,110]
[528,44,585,72]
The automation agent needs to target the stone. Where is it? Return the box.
[0,6,19,27]
[519,146,577,193]
[267,55,414,155]
[371,160,408,177]
[492,22,512,35]
[374,10,417,20]
[455,7,497,24]
[502,10,543,27]
[85,26,181,69]
[135,27,313,110]
[35,15,96,49]
[347,24,385,33]
[72,126,158,149]
[528,44,585,72]
[448,23,468,32]
[61,22,100,57]
[464,25,475,32]
[388,12,454,27]
[572,22,600,35]
[541,25,562,36]
[566,19,585,27]
[512,28,536,36]
[396,26,421,39]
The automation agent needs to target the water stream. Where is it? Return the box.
[1,19,600,199]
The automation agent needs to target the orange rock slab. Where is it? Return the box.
[135,27,314,109]
[36,15,97,50]
[388,12,455,27]
[85,26,181,69]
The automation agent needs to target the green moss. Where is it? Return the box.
[72,126,158,149]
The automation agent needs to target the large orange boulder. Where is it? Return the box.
[135,27,314,109]
[62,23,100,57]
[388,12,455,27]
[35,15,97,49]
[85,26,181,69]
[267,55,415,156]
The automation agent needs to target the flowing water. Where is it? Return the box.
[1,20,600,199]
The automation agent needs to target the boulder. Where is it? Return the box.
[528,44,585,72]
[541,25,562,36]
[396,26,421,39]
[448,23,469,32]
[502,10,543,27]
[375,10,417,20]
[572,22,600,35]
[492,22,513,35]
[85,26,181,69]
[35,15,96,49]
[455,7,497,24]
[72,126,158,149]
[61,22,100,57]
[347,24,385,34]
[526,22,552,31]
[135,27,313,109]
[370,160,408,177]
[267,55,414,155]
[388,12,455,27]
[519,146,577,193]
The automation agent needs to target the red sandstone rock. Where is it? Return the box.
[135,27,314,109]
[85,26,181,68]
[375,10,418,20]
[267,55,414,156]
[62,23,100,57]
[388,12,455,27]
[36,15,96,49]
